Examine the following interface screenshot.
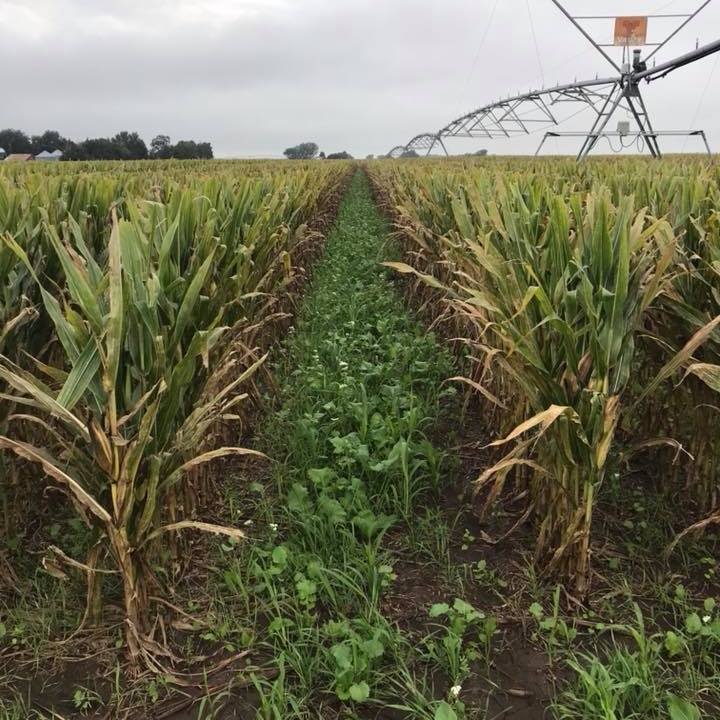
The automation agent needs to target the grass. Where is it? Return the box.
[200,170,500,718]
[551,596,720,719]
[514,483,720,720]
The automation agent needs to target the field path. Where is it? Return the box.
[221,168,550,720]
[236,169,470,715]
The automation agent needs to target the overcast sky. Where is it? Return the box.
[1,0,718,157]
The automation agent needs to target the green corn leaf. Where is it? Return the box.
[57,338,101,411]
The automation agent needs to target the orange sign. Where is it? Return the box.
[614,16,648,46]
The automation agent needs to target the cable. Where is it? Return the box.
[526,0,546,87]
[681,49,719,151]
[600,132,648,154]
[650,0,683,12]
[500,102,596,139]
[536,47,596,87]
[603,135,624,153]
[461,0,500,97]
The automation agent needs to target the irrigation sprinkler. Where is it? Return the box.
[386,1,720,160]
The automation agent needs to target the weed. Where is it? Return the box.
[422,598,497,686]
[554,602,720,719]
[210,172,461,715]
[529,586,578,662]
[72,686,102,713]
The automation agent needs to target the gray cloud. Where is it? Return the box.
[1,0,718,157]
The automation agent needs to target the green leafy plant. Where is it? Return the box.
[325,619,386,703]
[72,686,102,713]
[529,586,577,660]
[423,598,496,684]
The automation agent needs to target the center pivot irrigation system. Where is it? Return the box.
[386,1,720,160]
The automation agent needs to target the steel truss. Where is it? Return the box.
[535,130,712,156]
[386,2,720,160]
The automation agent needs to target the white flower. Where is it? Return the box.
[269,523,278,532]
[450,685,462,699]
[243,519,254,527]
[703,615,712,623]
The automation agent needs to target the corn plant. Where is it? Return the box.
[375,163,679,593]
[0,165,344,665]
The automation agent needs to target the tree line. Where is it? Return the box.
[0,129,213,160]
[283,142,353,160]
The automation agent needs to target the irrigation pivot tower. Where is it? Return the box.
[387,1,720,160]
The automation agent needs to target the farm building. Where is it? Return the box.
[35,149,63,161]
[4,153,34,162]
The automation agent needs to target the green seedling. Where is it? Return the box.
[423,598,497,685]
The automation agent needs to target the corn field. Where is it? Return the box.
[0,159,347,666]
[370,157,720,595]
[2,157,720,718]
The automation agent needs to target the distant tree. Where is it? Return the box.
[30,130,68,154]
[171,140,214,159]
[170,141,193,159]
[366,154,375,160]
[195,142,214,159]
[319,151,326,159]
[60,133,146,161]
[112,131,148,160]
[326,151,353,160]
[3,128,213,162]
[148,136,213,160]
[78,137,122,160]
[399,149,419,158]
[474,149,488,156]
[61,141,86,161]
[150,134,173,159]
[283,142,319,160]
[0,129,32,154]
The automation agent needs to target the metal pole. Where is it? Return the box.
[633,89,662,157]
[574,14,692,19]
[698,130,712,155]
[625,94,661,158]
[577,84,624,160]
[645,0,714,63]
[548,0,623,73]
[420,135,436,157]
[635,38,720,81]
[535,133,551,156]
